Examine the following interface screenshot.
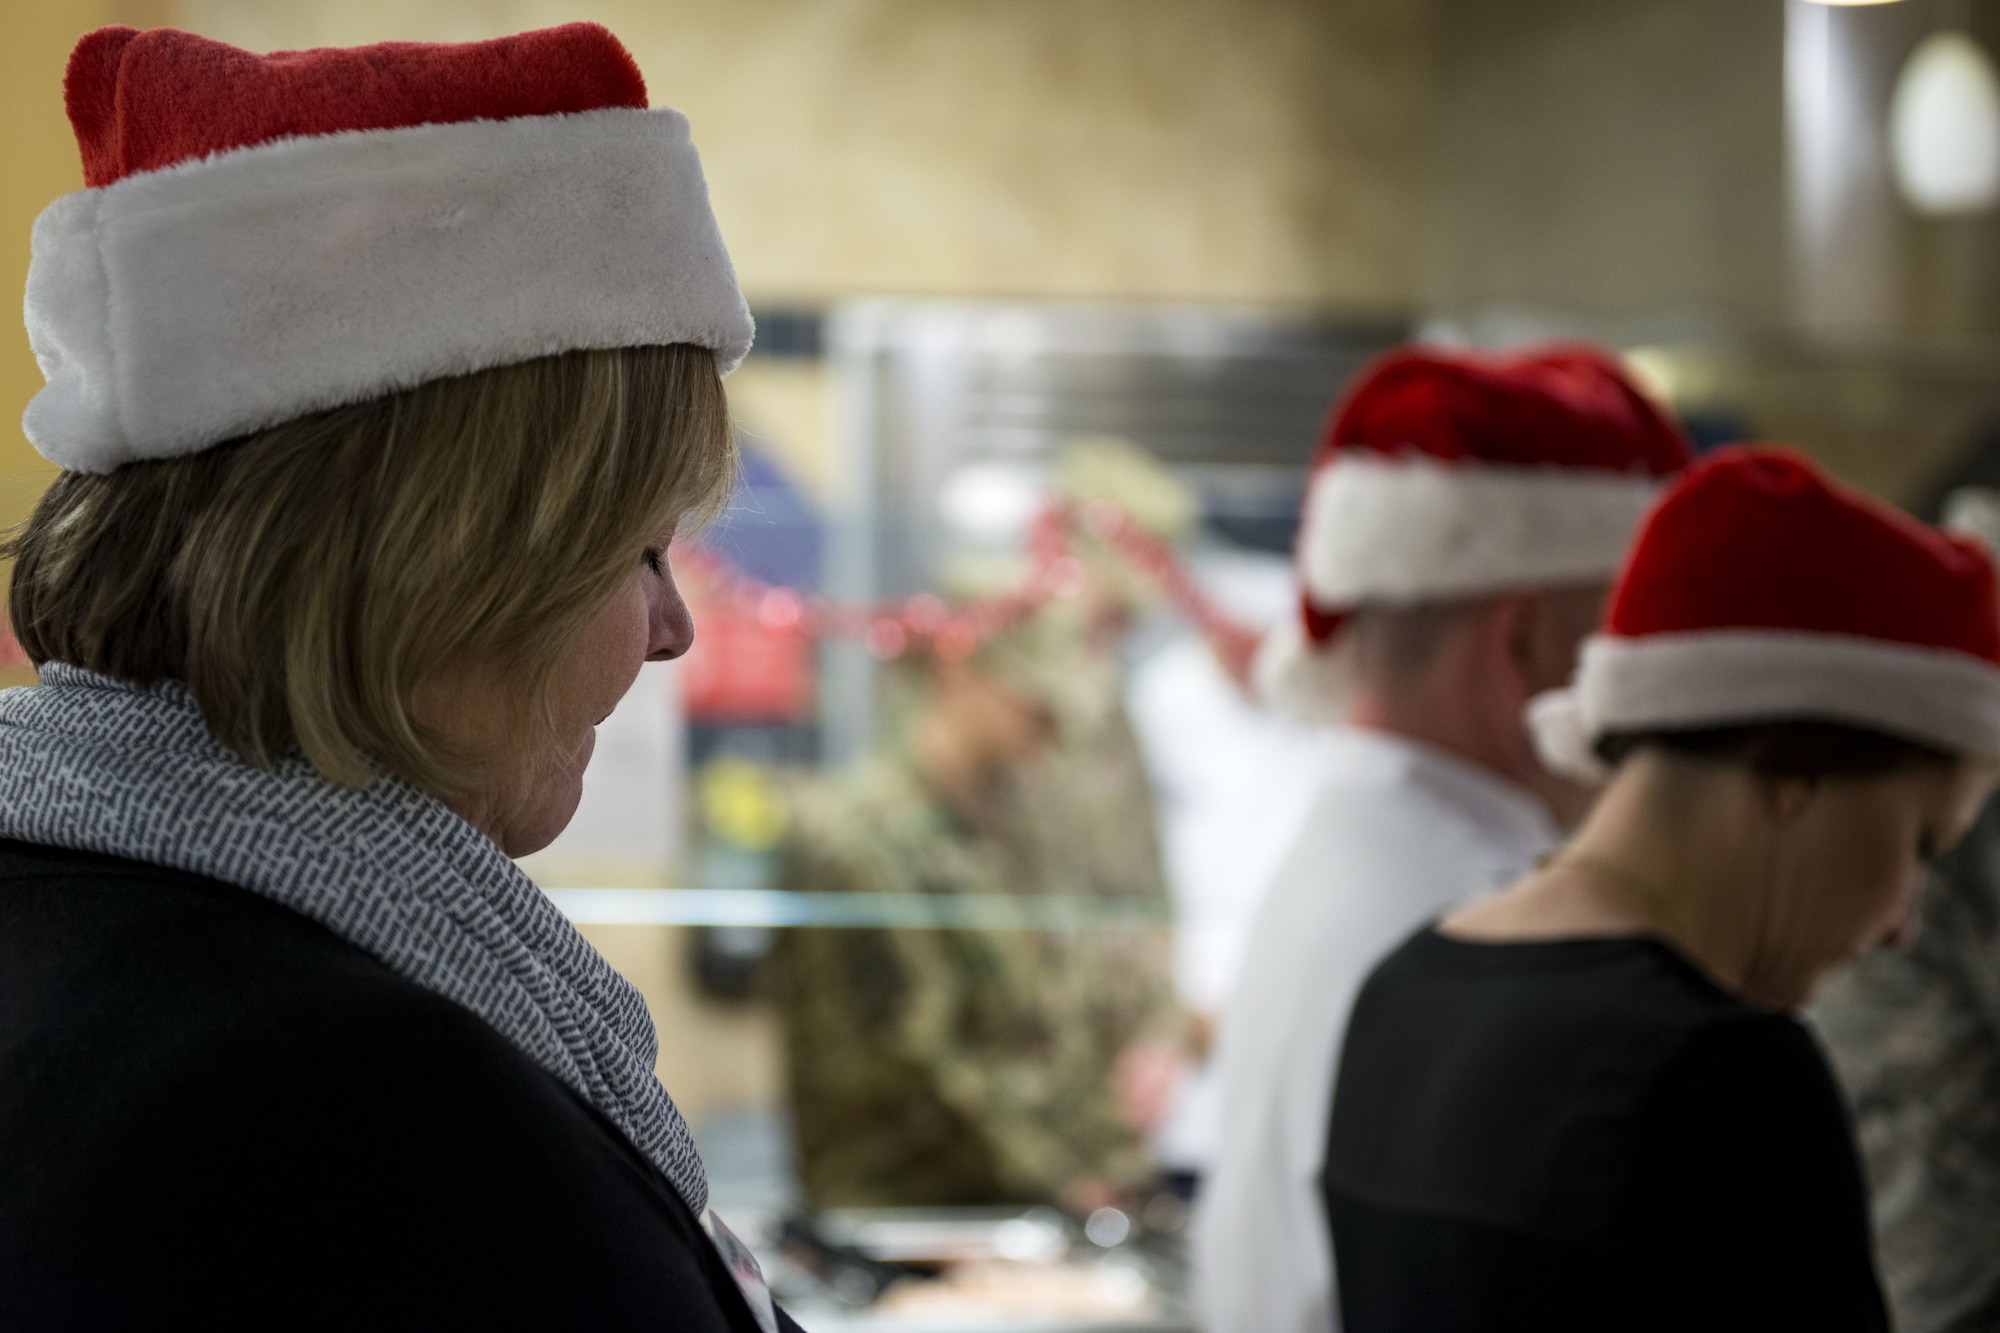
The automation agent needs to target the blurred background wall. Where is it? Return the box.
[12,0,2000,517]
[1428,0,1788,344]
[181,0,1432,310]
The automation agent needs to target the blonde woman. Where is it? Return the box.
[1323,449,2000,1332]
[0,24,790,1332]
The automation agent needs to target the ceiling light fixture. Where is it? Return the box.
[1890,30,2000,214]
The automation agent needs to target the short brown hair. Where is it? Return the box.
[6,344,733,794]
[1597,721,1954,780]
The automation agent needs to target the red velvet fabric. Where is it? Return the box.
[1316,343,1691,478]
[64,23,648,188]
[1608,446,2000,665]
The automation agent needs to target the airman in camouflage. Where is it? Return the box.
[1815,782,2000,1331]
[770,612,1181,1208]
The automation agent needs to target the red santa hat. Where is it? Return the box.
[1530,446,2000,780]
[1257,343,1691,720]
[24,23,753,473]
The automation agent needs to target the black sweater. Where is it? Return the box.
[0,837,797,1331]
[1324,927,1888,1333]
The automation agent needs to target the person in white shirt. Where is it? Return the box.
[1193,344,1692,1333]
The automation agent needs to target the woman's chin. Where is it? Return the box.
[507,791,586,858]
[502,732,595,858]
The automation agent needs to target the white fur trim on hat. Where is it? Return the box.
[1252,617,1355,725]
[1299,454,1660,608]
[25,106,754,473]
[1530,629,2000,782]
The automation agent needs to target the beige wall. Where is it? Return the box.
[1426,0,1788,339]
[182,0,1432,311]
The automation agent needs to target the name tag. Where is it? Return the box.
[706,1209,778,1333]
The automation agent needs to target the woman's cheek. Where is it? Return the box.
[1802,788,1912,952]
[554,573,652,733]
[1846,793,1927,950]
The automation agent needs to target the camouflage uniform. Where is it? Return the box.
[1816,796,2000,1333]
[771,641,1178,1208]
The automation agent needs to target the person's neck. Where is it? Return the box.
[1348,693,1521,786]
[1555,756,1785,1005]
[1346,675,1585,826]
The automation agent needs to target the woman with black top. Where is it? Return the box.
[0,23,793,1331]
[1323,447,2000,1332]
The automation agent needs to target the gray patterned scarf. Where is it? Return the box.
[0,663,707,1212]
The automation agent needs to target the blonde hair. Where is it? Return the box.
[6,344,733,795]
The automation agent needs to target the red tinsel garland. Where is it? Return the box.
[683,500,1265,685]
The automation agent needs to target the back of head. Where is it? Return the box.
[1258,341,1691,724]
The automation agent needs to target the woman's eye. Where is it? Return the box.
[642,546,664,575]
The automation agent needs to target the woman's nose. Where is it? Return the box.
[648,576,696,662]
